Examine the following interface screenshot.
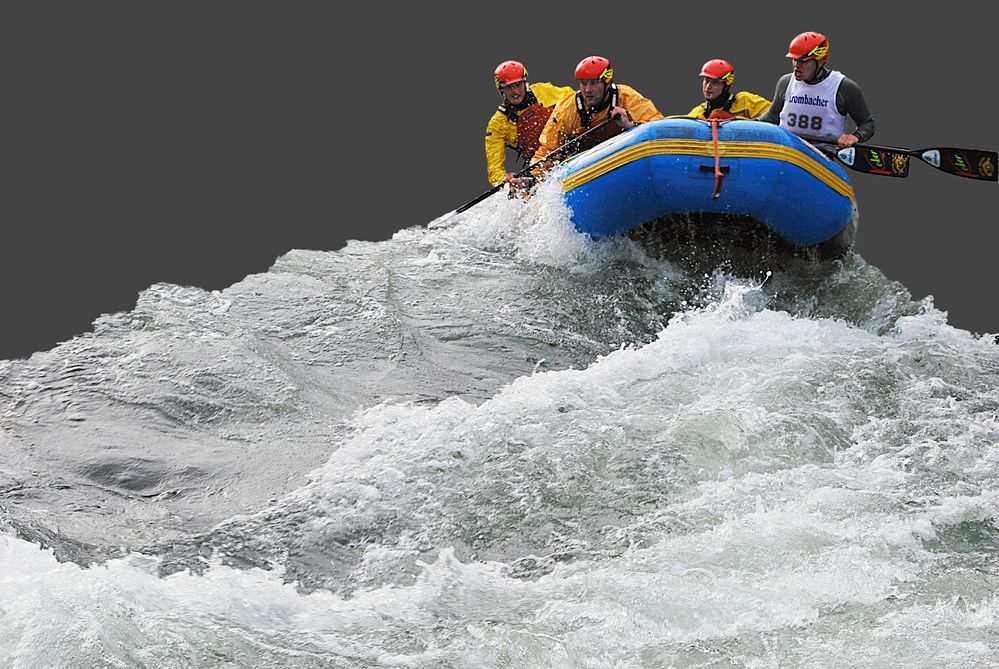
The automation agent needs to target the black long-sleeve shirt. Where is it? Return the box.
[755,69,875,142]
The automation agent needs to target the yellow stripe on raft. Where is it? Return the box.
[561,139,855,203]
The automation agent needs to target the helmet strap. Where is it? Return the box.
[804,62,829,85]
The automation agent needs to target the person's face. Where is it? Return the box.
[499,79,527,105]
[578,79,607,107]
[701,76,727,101]
[791,57,821,81]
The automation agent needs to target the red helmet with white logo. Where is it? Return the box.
[786,32,829,62]
[699,59,735,85]
[494,60,528,89]
[575,56,613,83]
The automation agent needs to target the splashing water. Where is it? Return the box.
[2,194,997,667]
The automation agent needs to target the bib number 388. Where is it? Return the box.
[786,113,823,132]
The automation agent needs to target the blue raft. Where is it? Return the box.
[555,118,858,252]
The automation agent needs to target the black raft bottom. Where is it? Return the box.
[628,213,857,268]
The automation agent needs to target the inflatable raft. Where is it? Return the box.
[556,118,858,255]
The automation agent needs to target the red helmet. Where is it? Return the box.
[575,56,613,83]
[699,59,734,85]
[786,32,829,61]
[494,60,528,89]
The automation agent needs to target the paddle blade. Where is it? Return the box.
[916,148,998,181]
[837,146,910,177]
[429,209,459,227]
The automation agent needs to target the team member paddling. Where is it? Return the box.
[755,31,875,148]
[532,56,664,164]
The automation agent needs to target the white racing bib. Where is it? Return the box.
[780,70,846,142]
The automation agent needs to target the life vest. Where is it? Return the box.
[571,84,623,153]
[497,90,552,158]
[514,105,552,158]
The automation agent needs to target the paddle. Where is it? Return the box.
[835,143,998,181]
[438,116,619,221]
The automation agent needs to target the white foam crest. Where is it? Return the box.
[0,504,976,669]
[371,475,991,664]
[0,531,436,666]
[891,303,999,350]
[247,284,888,578]
[285,281,875,503]
[427,177,613,271]
[508,469,938,652]
[843,310,999,493]
[787,593,999,668]
[256,279,998,564]
[915,488,999,533]
[2,443,993,667]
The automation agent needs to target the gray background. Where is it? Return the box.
[5,3,996,359]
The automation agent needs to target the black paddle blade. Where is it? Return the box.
[837,146,910,177]
[916,148,998,182]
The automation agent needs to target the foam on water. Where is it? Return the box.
[4,194,998,666]
[431,176,632,272]
[9,281,975,665]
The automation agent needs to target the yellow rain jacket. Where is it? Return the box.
[687,91,771,120]
[532,83,664,163]
[485,82,575,186]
